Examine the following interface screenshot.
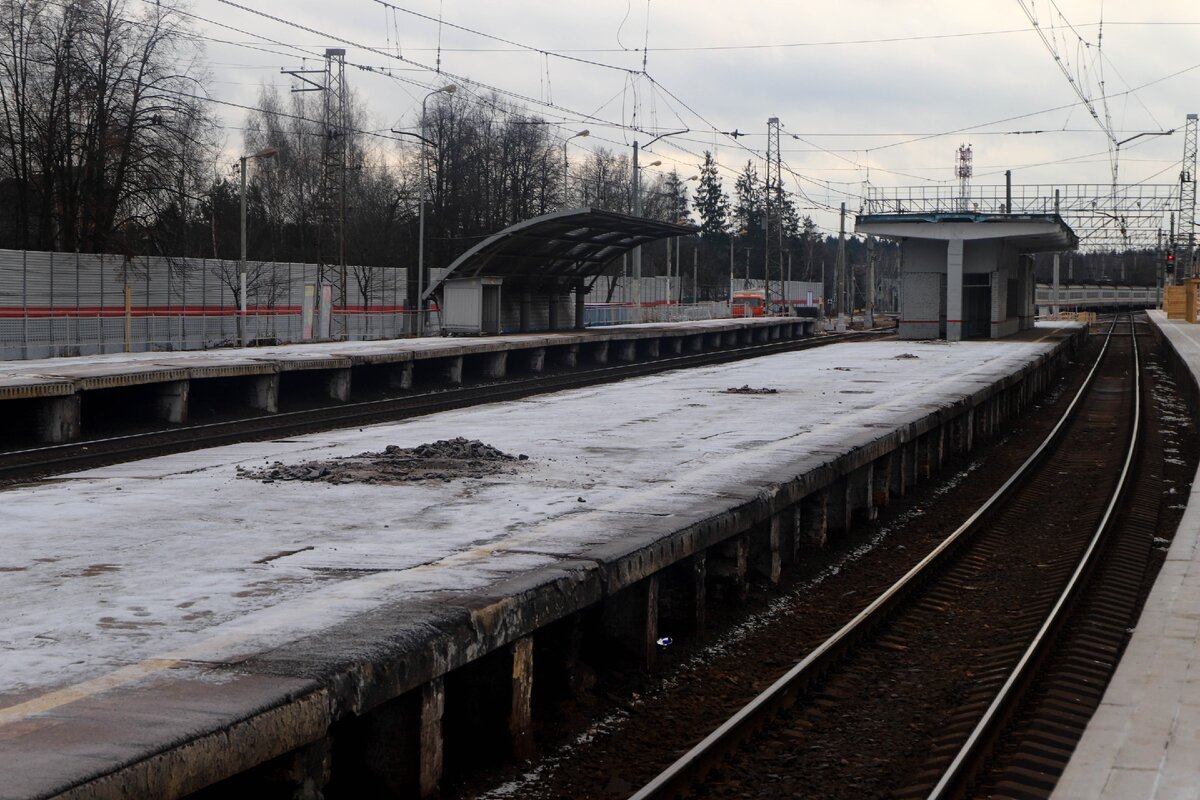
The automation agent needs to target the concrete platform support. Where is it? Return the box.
[755,327,769,343]
[710,534,749,601]
[590,341,609,365]
[525,348,546,373]
[689,335,704,352]
[706,332,723,348]
[799,490,829,551]
[739,329,753,344]
[442,356,464,385]
[848,464,877,523]
[554,345,578,368]
[509,637,534,760]
[36,395,81,443]
[481,352,508,380]
[324,368,351,402]
[387,362,414,390]
[615,341,636,362]
[419,678,445,798]
[889,445,910,497]
[154,380,189,424]
[871,457,892,509]
[247,374,279,413]
[666,337,683,355]
[691,552,707,636]
[827,478,851,539]
[601,575,660,670]
[641,339,660,359]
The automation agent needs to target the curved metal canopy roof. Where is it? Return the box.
[422,207,698,299]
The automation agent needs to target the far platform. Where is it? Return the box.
[0,322,1082,799]
[0,316,814,444]
[1054,310,1200,799]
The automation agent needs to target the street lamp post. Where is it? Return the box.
[391,85,455,337]
[239,146,277,346]
[562,129,589,206]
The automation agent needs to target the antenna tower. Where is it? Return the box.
[955,144,973,212]
[1180,113,1198,276]
[766,117,783,308]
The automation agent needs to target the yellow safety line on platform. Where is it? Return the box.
[0,659,179,726]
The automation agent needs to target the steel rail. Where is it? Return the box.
[926,314,1141,799]
[0,330,885,480]
[628,317,1123,800]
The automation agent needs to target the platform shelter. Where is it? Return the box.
[422,208,697,335]
[856,212,1077,341]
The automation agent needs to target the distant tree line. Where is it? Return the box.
[0,0,906,306]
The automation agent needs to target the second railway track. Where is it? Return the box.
[629,315,1149,800]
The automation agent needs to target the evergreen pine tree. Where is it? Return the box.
[692,151,730,238]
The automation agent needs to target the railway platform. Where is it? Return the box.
[0,316,813,445]
[0,322,1082,799]
[1053,310,1200,799]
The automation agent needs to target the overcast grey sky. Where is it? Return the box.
[199,0,1200,232]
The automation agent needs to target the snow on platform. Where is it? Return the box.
[0,324,1078,796]
[1054,311,1200,799]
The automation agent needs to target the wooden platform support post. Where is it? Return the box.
[419,678,445,799]
[509,637,534,761]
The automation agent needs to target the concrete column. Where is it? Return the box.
[768,513,783,583]
[247,374,279,413]
[509,637,534,760]
[154,380,189,424]
[442,355,463,385]
[574,280,587,332]
[755,327,769,343]
[325,368,351,402]
[591,341,609,364]
[615,340,636,362]
[481,352,507,380]
[666,336,683,355]
[642,338,660,358]
[706,332,723,348]
[689,335,704,352]
[419,678,444,799]
[547,295,560,332]
[520,290,532,333]
[387,362,414,390]
[37,395,81,443]
[946,238,964,341]
[798,490,829,552]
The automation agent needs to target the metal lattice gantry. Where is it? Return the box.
[765,117,784,306]
[1179,113,1198,275]
[863,183,1179,252]
[319,48,349,323]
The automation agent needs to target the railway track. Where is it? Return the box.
[0,329,885,482]
[628,315,1146,800]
